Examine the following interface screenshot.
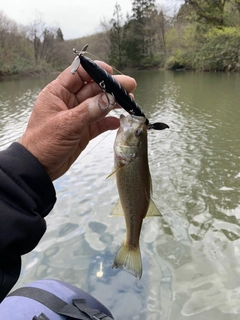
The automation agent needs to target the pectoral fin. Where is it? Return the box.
[106,168,117,179]
[146,199,161,217]
[106,163,124,179]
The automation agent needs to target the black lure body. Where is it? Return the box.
[70,45,169,131]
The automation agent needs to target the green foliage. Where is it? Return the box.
[122,20,144,67]
[165,23,240,71]
[131,0,157,21]
[165,52,186,70]
[56,28,64,41]
[165,23,197,70]
[109,0,162,69]
[193,27,240,71]
[133,52,163,69]
[183,0,229,26]
[164,0,240,71]
[109,3,125,69]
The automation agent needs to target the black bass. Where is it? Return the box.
[111,114,161,279]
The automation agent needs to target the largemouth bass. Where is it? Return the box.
[111,114,161,279]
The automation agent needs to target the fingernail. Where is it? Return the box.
[98,93,115,110]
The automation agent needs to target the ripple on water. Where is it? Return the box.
[2,72,240,319]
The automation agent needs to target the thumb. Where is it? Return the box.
[60,92,117,135]
[86,92,116,123]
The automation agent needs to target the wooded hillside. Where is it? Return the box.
[1,0,240,75]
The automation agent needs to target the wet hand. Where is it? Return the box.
[18,62,136,180]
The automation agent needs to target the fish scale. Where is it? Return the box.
[111,114,161,279]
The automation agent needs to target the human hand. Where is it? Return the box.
[18,61,136,180]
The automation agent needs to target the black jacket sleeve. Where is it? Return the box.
[0,142,56,302]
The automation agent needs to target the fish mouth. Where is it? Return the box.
[120,114,146,128]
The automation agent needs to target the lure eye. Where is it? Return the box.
[135,129,143,137]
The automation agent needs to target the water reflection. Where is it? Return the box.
[0,74,57,149]
[1,71,240,319]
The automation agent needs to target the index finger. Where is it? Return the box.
[57,60,113,94]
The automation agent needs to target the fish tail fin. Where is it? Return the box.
[112,243,142,279]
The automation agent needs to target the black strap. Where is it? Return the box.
[8,287,112,320]
[73,300,110,319]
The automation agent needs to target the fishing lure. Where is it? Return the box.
[70,44,169,131]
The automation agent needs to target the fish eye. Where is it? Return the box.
[135,129,143,137]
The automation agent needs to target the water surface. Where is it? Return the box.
[1,70,240,319]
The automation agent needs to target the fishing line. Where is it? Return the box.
[84,51,125,76]
[79,130,114,161]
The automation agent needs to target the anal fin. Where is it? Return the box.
[146,199,162,217]
[109,199,124,217]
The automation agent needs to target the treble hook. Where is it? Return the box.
[98,81,116,110]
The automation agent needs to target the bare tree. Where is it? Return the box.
[26,14,64,65]
[26,15,46,64]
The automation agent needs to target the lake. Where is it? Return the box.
[1,69,240,319]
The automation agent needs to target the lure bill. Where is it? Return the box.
[70,45,169,131]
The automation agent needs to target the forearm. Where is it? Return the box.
[0,142,56,301]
